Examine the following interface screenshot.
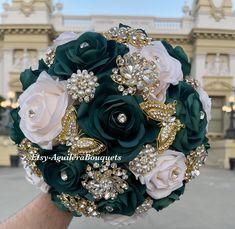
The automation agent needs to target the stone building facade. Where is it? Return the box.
[0,0,235,166]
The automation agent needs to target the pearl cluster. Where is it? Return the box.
[129,144,157,175]
[82,161,129,201]
[111,52,160,100]
[67,69,99,102]
[185,145,208,182]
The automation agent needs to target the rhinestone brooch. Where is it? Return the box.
[129,144,157,175]
[103,26,152,49]
[111,52,160,100]
[82,161,129,200]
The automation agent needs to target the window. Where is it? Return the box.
[208,96,225,133]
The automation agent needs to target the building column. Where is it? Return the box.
[229,54,235,87]
[2,48,13,96]
[191,53,206,85]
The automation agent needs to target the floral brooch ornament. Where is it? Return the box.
[10,24,211,226]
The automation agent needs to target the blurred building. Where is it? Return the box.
[0,0,235,167]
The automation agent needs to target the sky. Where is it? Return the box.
[56,0,235,17]
[0,0,235,17]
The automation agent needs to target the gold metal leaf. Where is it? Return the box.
[158,119,184,152]
[68,137,106,156]
[140,100,184,152]
[18,139,41,177]
[56,106,79,145]
[185,145,208,182]
[57,193,100,217]
[140,100,177,123]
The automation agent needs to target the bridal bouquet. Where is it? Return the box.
[10,24,211,226]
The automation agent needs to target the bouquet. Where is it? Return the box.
[10,24,211,226]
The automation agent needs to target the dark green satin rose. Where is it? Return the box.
[162,41,191,77]
[166,81,207,154]
[97,174,146,216]
[36,146,86,195]
[9,108,25,144]
[20,59,49,91]
[77,83,158,162]
[48,32,129,80]
[153,185,185,211]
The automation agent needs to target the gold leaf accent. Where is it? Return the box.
[57,193,100,217]
[140,100,184,152]
[185,145,208,182]
[18,139,41,177]
[158,120,184,152]
[45,48,56,67]
[140,100,176,122]
[68,137,106,156]
[56,106,79,145]
[56,106,106,156]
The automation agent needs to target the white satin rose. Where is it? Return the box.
[18,71,68,150]
[196,86,212,129]
[129,41,183,102]
[102,213,146,227]
[22,160,50,193]
[52,31,80,48]
[134,150,186,200]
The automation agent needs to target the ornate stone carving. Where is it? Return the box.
[13,49,38,71]
[205,53,229,76]
[20,0,34,17]
[209,0,225,21]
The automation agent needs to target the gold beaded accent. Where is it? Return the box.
[185,145,208,182]
[57,193,100,217]
[45,48,56,67]
[185,77,200,89]
[103,26,152,49]
[136,197,153,214]
[18,139,41,177]
[140,100,184,152]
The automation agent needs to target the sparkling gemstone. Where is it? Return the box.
[93,162,100,168]
[117,113,127,123]
[200,111,205,119]
[80,42,89,49]
[28,109,35,118]
[61,171,68,181]
[105,206,114,212]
